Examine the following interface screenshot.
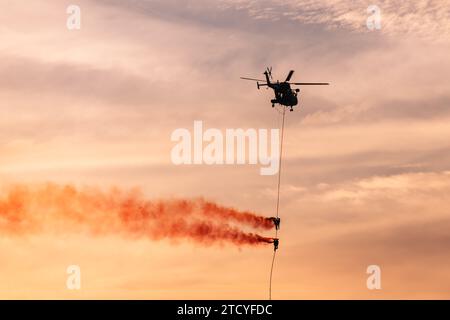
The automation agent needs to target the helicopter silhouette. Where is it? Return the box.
[241,67,329,111]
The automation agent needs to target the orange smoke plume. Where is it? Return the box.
[0,184,273,246]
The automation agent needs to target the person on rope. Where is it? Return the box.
[266,217,281,230]
[271,238,279,251]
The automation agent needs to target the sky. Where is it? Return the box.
[0,0,450,299]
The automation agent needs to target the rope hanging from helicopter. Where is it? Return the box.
[269,104,286,300]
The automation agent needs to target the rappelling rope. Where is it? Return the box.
[269,106,286,300]
[275,108,286,224]
[269,249,277,300]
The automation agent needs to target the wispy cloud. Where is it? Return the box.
[217,0,450,40]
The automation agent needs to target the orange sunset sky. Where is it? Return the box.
[1,0,450,299]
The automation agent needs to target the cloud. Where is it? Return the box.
[216,0,450,41]
[100,0,450,41]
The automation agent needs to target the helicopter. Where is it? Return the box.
[240,67,329,111]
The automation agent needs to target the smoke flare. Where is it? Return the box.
[0,184,273,246]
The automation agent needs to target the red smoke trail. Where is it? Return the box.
[200,200,274,230]
[0,184,273,246]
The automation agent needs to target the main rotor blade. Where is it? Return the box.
[285,70,294,82]
[240,77,265,82]
[289,82,330,85]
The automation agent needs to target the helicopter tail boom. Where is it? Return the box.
[264,67,272,85]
